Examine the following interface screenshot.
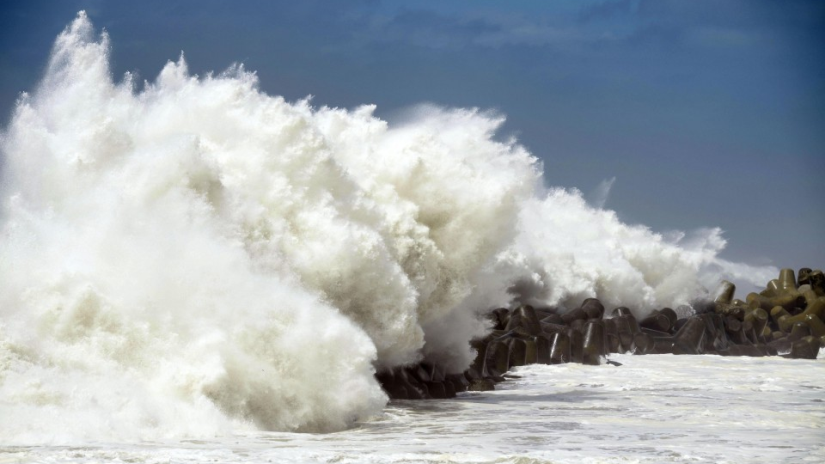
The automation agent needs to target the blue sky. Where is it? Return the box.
[1,0,823,271]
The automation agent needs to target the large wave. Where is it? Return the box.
[0,12,776,442]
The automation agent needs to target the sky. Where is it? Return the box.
[1,0,823,274]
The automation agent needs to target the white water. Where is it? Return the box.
[3,354,823,463]
[0,12,784,440]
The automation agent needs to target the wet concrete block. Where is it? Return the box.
[424,381,446,399]
[714,280,736,305]
[541,313,565,326]
[484,339,510,378]
[786,336,821,359]
[512,305,543,335]
[632,332,654,355]
[397,368,428,400]
[468,378,495,391]
[446,374,469,393]
[549,332,571,364]
[582,320,605,365]
[614,315,636,352]
[798,268,812,287]
[809,270,824,295]
[640,310,672,333]
[788,322,812,342]
[779,268,797,291]
[803,314,825,337]
[523,337,539,365]
[581,298,605,320]
[568,329,584,363]
[659,307,678,328]
[507,337,528,367]
[768,337,793,355]
[611,306,633,318]
[535,334,552,364]
[443,380,457,398]
[562,307,588,325]
[673,316,706,355]
[746,292,774,312]
[744,308,769,337]
[376,370,408,400]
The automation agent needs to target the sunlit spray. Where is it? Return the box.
[0,12,777,442]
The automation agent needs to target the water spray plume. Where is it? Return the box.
[0,12,777,441]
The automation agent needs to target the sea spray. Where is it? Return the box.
[0,12,776,441]
[0,12,390,440]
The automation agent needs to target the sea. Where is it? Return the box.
[3,352,823,464]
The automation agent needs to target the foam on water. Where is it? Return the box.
[3,354,823,463]
[0,12,780,441]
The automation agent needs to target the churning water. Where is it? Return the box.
[1,11,814,457]
[3,354,823,463]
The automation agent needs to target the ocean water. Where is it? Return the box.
[1,10,817,458]
[3,353,823,463]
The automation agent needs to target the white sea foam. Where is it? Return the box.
[4,354,823,463]
[0,12,779,441]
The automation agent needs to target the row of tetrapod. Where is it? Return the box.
[375,268,824,400]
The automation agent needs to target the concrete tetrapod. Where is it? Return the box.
[639,310,672,333]
[548,331,571,364]
[715,280,736,305]
[672,316,706,355]
[582,320,605,365]
[581,298,605,320]
[613,315,637,352]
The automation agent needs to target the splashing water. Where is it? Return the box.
[0,12,778,442]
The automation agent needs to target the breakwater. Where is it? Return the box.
[378,267,824,399]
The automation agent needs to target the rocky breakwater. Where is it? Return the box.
[376,268,824,400]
